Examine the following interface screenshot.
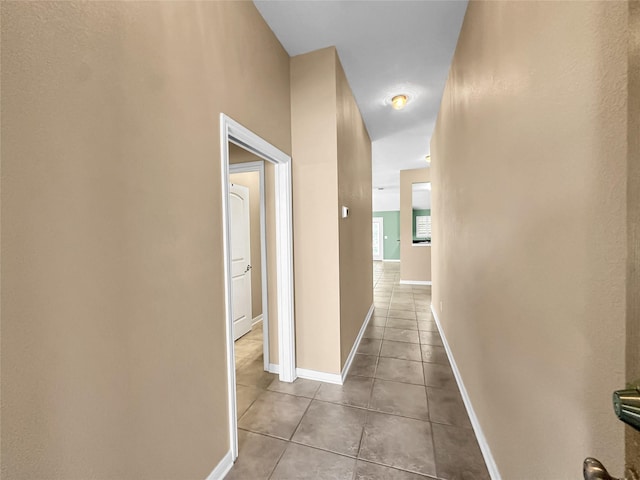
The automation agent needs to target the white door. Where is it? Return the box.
[230,184,252,340]
[372,217,384,261]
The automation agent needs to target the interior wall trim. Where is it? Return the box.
[252,314,264,326]
[431,305,502,480]
[341,303,375,383]
[272,302,375,385]
[382,259,401,263]
[220,113,296,463]
[268,363,280,374]
[205,450,233,480]
[296,368,342,385]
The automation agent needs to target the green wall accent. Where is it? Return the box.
[372,211,400,260]
[412,209,431,241]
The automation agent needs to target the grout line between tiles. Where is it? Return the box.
[266,439,290,480]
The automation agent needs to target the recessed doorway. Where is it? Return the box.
[220,114,296,461]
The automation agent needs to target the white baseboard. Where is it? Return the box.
[296,367,342,385]
[270,301,374,387]
[205,450,233,480]
[430,305,502,480]
[382,259,400,262]
[268,363,280,374]
[284,304,375,387]
[252,314,263,326]
[341,303,375,383]
[399,280,432,285]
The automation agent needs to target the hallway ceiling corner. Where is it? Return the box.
[254,0,468,209]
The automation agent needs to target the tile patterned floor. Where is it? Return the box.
[226,261,490,480]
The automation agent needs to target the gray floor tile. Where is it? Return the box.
[374,291,391,298]
[349,354,378,378]
[375,357,424,385]
[380,340,422,362]
[421,345,449,365]
[392,286,414,293]
[268,377,321,398]
[427,387,472,429]
[423,363,457,390]
[236,357,277,389]
[384,327,420,344]
[419,331,443,347]
[235,338,263,358]
[359,411,436,477]
[370,316,387,327]
[238,391,311,440]
[354,460,431,480]
[226,430,287,480]
[233,263,488,480]
[387,309,417,320]
[389,302,416,312]
[364,325,384,340]
[357,338,383,355]
[315,376,374,408]
[432,423,490,480]
[386,318,419,330]
[417,321,438,332]
[236,384,264,419]
[270,443,356,480]
[390,293,414,302]
[412,286,431,293]
[243,323,264,342]
[292,400,367,457]
[369,379,429,420]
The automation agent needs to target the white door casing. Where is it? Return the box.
[372,217,384,261]
[230,184,252,340]
[220,113,296,462]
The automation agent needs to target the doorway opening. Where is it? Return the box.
[220,114,296,461]
[229,159,269,369]
[372,217,384,261]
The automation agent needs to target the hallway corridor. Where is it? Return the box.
[226,262,489,479]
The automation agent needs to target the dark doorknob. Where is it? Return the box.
[584,458,638,480]
[584,458,621,480]
[613,387,640,431]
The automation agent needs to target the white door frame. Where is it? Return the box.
[373,217,384,261]
[229,160,270,371]
[220,114,296,461]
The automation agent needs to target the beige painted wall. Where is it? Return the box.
[627,0,640,472]
[0,2,290,479]
[229,170,262,320]
[291,47,372,374]
[400,168,431,283]
[290,47,342,374]
[431,1,627,478]
[336,52,373,367]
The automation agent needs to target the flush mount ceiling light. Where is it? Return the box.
[425,155,431,163]
[391,94,409,110]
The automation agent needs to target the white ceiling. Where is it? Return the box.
[254,0,467,210]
